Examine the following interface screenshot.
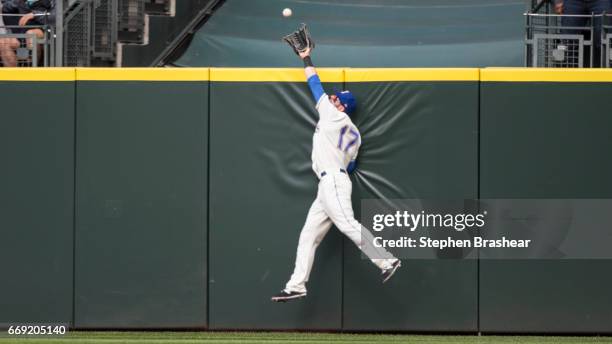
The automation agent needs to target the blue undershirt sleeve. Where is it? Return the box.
[307,74,325,104]
[347,160,357,174]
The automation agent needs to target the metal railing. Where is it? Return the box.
[603,14,612,67]
[118,0,144,43]
[525,1,612,68]
[63,0,92,66]
[92,0,118,61]
[525,13,595,68]
[0,0,121,67]
[0,14,56,67]
[144,0,171,15]
[60,0,149,66]
[62,0,119,66]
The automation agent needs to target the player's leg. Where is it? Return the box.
[319,172,399,278]
[272,197,333,301]
[285,197,333,292]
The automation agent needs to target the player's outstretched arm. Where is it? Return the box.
[299,48,325,104]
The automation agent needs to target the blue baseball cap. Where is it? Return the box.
[335,90,356,116]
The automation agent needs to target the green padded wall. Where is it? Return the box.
[0,74,75,325]
[74,72,208,328]
[342,76,479,331]
[4,68,612,334]
[208,70,344,329]
[480,77,612,333]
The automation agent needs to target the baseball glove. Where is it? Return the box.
[282,23,315,55]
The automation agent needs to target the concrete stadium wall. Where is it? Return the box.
[0,68,611,333]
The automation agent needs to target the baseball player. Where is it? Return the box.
[271,47,401,302]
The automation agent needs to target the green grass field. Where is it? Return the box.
[1,332,612,344]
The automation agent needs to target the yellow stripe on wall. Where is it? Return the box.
[0,68,75,81]
[481,68,612,82]
[346,68,480,82]
[210,68,344,82]
[2,67,612,82]
[76,68,209,81]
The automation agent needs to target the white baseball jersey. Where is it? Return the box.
[311,94,360,177]
[284,93,398,295]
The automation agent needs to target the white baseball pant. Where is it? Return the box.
[285,170,397,293]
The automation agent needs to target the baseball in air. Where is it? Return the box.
[282,8,292,17]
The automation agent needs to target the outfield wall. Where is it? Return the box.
[0,68,611,333]
[479,69,612,333]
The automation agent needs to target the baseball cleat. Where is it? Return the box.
[382,259,401,283]
[271,290,307,302]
